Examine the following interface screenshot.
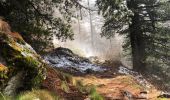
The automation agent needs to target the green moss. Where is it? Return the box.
[0,31,46,91]
[2,45,45,88]
[14,56,40,68]
[16,38,25,45]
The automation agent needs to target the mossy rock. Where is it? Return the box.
[0,31,46,96]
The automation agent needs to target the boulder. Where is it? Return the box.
[44,47,104,74]
[0,28,46,96]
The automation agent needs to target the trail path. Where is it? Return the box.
[75,74,160,100]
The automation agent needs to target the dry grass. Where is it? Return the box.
[17,89,60,100]
[74,75,161,100]
[42,66,87,99]
[61,81,70,93]
[9,32,23,41]
[0,19,11,33]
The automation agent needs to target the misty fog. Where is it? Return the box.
[53,0,132,68]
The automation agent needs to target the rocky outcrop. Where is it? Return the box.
[0,29,46,96]
[44,47,105,74]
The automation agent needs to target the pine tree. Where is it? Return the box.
[0,0,81,53]
[96,0,170,73]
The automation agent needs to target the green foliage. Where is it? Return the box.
[0,0,80,53]
[0,31,46,91]
[74,79,103,100]
[0,92,7,100]
[59,72,74,84]
[75,80,87,93]
[0,71,8,88]
[89,86,103,100]
[2,47,44,88]
[0,72,8,79]
[96,0,133,38]
[97,0,170,72]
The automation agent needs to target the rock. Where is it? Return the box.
[0,21,46,96]
[44,47,105,73]
[121,90,133,100]
[3,71,24,96]
[157,93,170,98]
[134,91,148,99]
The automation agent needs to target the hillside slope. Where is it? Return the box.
[45,47,170,100]
[0,22,90,100]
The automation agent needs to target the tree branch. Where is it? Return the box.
[71,0,98,11]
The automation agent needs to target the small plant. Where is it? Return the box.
[89,86,103,100]
[63,73,74,84]
[0,92,12,100]
[61,81,70,93]
[0,92,6,100]
[0,64,8,88]
[75,80,87,93]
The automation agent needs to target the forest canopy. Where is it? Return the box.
[96,0,170,82]
[0,0,84,53]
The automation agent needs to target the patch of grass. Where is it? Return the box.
[89,86,103,100]
[58,72,75,84]
[75,80,87,93]
[74,80,103,100]
[61,81,70,93]
[16,89,60,100]
[0,92,13,100]
[63,73,74,84]
[0,92,6,100]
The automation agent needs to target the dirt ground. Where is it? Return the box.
[74,74,160,100]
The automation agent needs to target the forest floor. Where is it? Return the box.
[74,71,160,100]
[44,48,165,100]
[72,62,162,100]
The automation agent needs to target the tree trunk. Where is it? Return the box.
[128,0,146,72]
[129,13,146,72]
[88,0,94,48]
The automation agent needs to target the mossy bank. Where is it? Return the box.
[0,31,46,96]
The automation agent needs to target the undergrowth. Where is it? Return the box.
[89,86,104,100]
[0,90,60,100]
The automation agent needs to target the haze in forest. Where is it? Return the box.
[53,0,128,65]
